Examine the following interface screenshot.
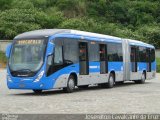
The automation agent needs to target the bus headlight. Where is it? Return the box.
[7,75,12,82]
[33,71,44,83]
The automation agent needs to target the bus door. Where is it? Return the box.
[79,42,89,75]
[146,48,151,72]
[130,46,137,72]
[99,44,108,74]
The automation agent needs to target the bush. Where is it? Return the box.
[0,51,7,68]
[136,24,160,48]
[156,58,160,73]
[0,8,64,39]
[0,0,159,48]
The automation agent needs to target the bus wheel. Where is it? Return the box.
[107,73,115,88]
[33,90,42,94]
[135,73,146,84]
[141,73,146,84]
[63,75,75,93]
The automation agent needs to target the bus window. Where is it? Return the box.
[130,46,138,72]
[54,44,63,65]
[151,49,155,63]
[107,43,123,62]
[117,44,123,61]
[79,42,89,75]
[146,48,151,72]
[138,46,146,62]
[79,42,88,61]
[99,44,107,61]
[88,42,99,61]
[99,44,108,74]
[47,39,63,76]
[63,38,78,64]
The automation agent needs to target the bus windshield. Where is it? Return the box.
[9,39,47,76]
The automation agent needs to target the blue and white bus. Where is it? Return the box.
[6,29,156,93]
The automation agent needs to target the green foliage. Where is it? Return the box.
[0,9,41,39]
[156,58,160,73]
[11,0,34,9]
[56,0,87,17]
[136,24,160,48]
[0,51,7,65]
[0,0,12,10]
[0,0,159,48]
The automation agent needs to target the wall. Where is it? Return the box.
[156,49,160,58]
[0,40,12,52]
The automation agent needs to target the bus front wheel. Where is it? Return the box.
[63,75,75,93]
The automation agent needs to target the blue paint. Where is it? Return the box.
[138,62,147,71]
[130,61,156,72]
[151,61,156,71]
[108,62,123,71]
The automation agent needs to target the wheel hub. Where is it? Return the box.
[68,78,75,90]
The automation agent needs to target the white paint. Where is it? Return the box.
[89,66,98,69]
[53,71,124,88]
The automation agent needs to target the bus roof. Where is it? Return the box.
[14,29,154,48]
[14,29,69,39]
[126,39,154,48]
[14,29,121,40]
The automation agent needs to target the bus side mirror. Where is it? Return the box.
[6,43,12,58]
[47,42,54,56]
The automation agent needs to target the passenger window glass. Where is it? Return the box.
[79,42,88,61]
[63,38,78,63]
[99,44,107,61]
[89,42,99,61]
[130,46,137,62]
[54,41,63,64]
[151,49,155,62]
[138,46,146,62]
[108,43,123,62]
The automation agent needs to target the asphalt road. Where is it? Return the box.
[0,69,160,114]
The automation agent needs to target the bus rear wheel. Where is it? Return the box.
[135,73,146,84]
[63,75,75,93]
[33,90,42,94]
[107,73,115,88]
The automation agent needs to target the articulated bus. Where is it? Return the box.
[6,29,156,93]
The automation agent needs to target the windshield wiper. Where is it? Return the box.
[15,69,34,73]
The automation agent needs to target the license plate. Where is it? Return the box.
[19,84,25,88]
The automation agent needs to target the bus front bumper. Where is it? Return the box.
[7,78,55,90]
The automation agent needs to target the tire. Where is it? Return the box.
[78,85,88,89]
[140,72,146,84]
[135,73,146,84]
[63,75,75,93]
[33,90,42,94]
[107,73,115,88]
